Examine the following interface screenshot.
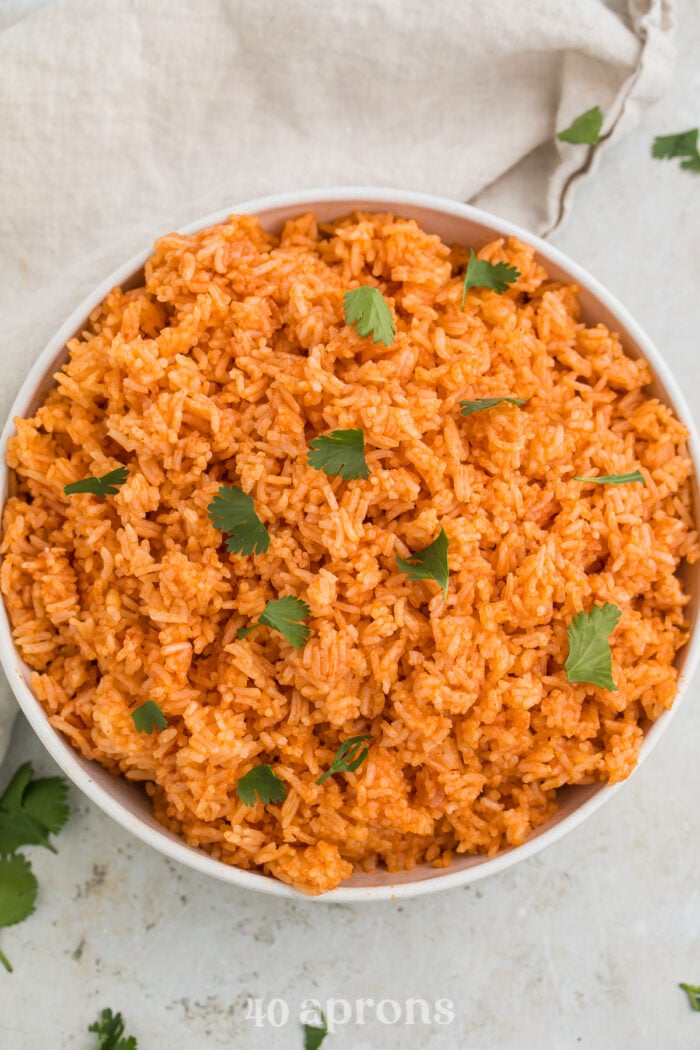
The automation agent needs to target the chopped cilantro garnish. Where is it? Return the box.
[344,286,395,346]
[460,397,527,417]
[574,471,645,486]
[0,853,37,972]
[316,735,373,785]
[0,762,69,856]
[461,250,520,308]
[565,603,621,691]
[207,484,271,556]
[237,595,311,650]
[304,1007,329,1049]
[557,106,603,145]
[307,429,369,480]
[0,764,70,973]
[64,466,128,499]
[396,527,450,600]
[236,765,287,807]
[652,129,700,172]
[680,983,700,1012]
[131,701,168,734]
[89,1007,138,1050]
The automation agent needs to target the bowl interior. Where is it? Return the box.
[2,191,698,901]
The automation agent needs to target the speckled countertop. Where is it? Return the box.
[1,4,700,1049]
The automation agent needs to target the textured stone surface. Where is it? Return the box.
[1,4,699,1048]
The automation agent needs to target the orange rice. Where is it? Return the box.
[1,211,698,894]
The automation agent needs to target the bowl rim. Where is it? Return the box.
[1,185,699,903]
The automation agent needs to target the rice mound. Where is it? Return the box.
[1,211,697,894]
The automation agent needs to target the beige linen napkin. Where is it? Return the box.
[0,0,674,760]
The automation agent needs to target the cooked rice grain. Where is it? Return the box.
[2,212,697,893]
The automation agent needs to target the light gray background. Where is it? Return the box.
[1,3,699,1048]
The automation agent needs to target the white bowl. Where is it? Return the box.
[1,188,698,902]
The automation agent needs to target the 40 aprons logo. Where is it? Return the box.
[245,996,456,1031]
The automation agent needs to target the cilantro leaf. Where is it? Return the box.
[21,777,70,836]
[304,1007,329,1049]
[557,106,603,145]
[236,765,287,807]
[461,250,520,307]
[681,153,700,172]
[207,485,270,556]
[652,129,700,173]
[316,735,373,785]
[565,603,621,691]
[652,128,698,160]
[307,429,369,480]
[0,853,37,972]
[237,595,311,649]
[460,397,527,417]
[131,701,168,734]
[344,286,395,346]
[0,763,69,856]
[396,527,450,600]
[680,983,700,1012]
[88,1008,138,1050]
[64,466,128,499]
[574,471,645,486]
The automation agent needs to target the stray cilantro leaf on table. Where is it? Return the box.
[565,602,622,691]
[557,105,603,145]
[676,153,700,173]
[304,1006,329,1049]
[460,397,527,417]
[344,286,395,346]
[574,471,645,486]
[316,735,373,786]
[652,129,700,172]
[0,762,69,856]
[461,250,520,308]
[396,526,450,600]
[89,1007,138,1050]
[64,466,128,499]
[307,428,369,480]
[652,128,698,159]
[131,701,169,734]
[207,484,271,556]
[236,765,287,807]
[0,853,37,973]
[237,595,311,649]
[680,983,700,1012]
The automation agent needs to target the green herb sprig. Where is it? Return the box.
[131,701,169,734]
[0,762,69,857]
[64,466,128,499]
[461,251,520,308]
[236,765,287,807]
[557,106,603,145]
[317,735,373,785]
[0,855,37,973]
[308,429,369,480]
[344,286,395,346]
[565,603,621,691]
[574,471,645,486]
[304,1007,329,1049]
[396,527,450,600]
[460,397,527,417]
[680,983,700,1012]
[89,1007,138,1050]
[238,595,311,650]
[652,129,700,173]
[0,763,69,972]
[207,485,271,556]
